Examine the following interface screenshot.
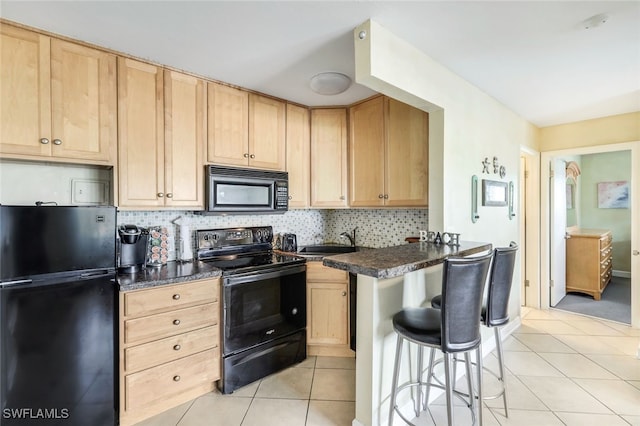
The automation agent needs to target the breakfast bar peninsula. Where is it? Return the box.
[323,240,492,426]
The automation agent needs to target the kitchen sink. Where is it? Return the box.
[297,244,357,254]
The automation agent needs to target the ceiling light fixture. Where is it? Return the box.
[582,13,609,29]
[309,72,351,95]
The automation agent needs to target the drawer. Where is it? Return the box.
[307,262,348,282]
[124,279,219,317]
[600,233,613,246]
[600,257,612,274]
[125,326,219,373]
[125,302,218,344]
[601,268,612,287]
[125,348,219,411]
[600,245,612,260]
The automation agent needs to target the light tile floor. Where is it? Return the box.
[139,307,640,425]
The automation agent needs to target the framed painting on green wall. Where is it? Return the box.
[597,181,629,209]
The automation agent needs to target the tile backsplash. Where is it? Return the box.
[325,209,428,247]
[117,208,428,261]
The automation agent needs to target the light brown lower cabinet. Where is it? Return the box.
[306,261,354,358]
[119,278,221,426]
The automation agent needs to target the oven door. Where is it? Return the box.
[222,264,306,356]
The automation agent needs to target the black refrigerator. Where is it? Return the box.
[0,205,118,425]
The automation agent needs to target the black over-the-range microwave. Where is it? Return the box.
[202,165,289,214]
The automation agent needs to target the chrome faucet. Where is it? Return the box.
[340,227,357,247]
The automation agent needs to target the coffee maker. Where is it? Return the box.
[118,224,149,273]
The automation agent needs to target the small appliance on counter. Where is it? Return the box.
[118,224,149,273]
[281,233,297,252]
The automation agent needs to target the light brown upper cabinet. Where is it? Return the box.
[0,24,116,164]
[207,83,285,171]
[349,96,428,207]
[285,104,310,208]
[207,83,248,167]
[310,108,348,208]
[118,58,205,209]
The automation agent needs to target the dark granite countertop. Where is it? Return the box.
[118,261,222,291]
[322,241,492,279]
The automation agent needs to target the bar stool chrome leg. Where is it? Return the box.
[476,346,484,426]
[416,345,423,418]
[494,327,508,417]
[389,335,403,426]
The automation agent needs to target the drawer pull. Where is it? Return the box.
[172,294,180,300]
[173,344,181,351]
[173,319,181,325]
[173,375,181,382]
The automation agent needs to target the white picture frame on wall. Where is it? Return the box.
[482,179,508,206]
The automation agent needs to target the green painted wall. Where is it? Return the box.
[579,150,632,272]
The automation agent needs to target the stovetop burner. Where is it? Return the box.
[195,226,304,275]
[200,251,304,275]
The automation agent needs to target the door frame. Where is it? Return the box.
[540,141,640,328]
[520,147,541,308]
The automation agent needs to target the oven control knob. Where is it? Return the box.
[291,308,298,315]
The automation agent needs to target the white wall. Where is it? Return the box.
[0,160,112,205]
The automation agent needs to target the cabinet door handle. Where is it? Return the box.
[243,153,249,158]
[249,154,255,159]
[288,195,292,200]
[166,193,173,198]
[378,194,384,199]
[173,344,181,351]
[342,291,347,296]
[172,294,180,300]
[40,138,49,145]
[53,139,62,145]
[173,375,181,382]
[173,319,180,325]
[157,192,164,198]
[339,195,345,200]
[383,194,389,199]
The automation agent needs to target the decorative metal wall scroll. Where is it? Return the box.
[471,175,479,223]
[508,181,516,220]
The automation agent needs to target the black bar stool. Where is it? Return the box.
[431,243,518,417]
[388,252,493,426]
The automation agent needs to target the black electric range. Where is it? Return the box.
[195,226,307,394]
[195,226,304,275]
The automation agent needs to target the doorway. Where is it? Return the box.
[540,141,640,328]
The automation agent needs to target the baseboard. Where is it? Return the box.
[613,270,631,279]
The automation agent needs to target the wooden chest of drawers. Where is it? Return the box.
[566,229,612,300]
[119,278,221,426]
